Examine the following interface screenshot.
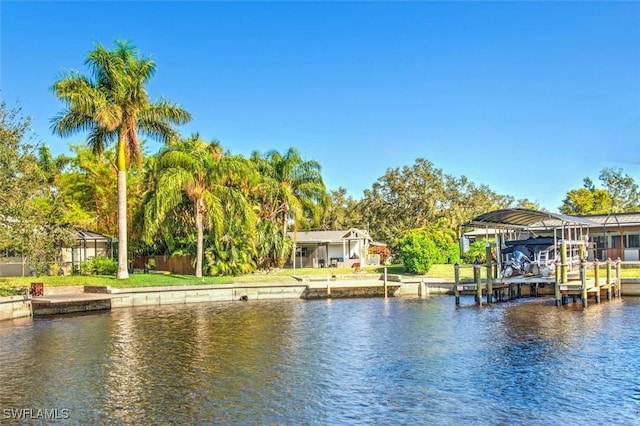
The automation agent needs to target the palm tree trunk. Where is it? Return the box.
[116,133,129,279]
[278,210,288,268]
[195,198,204,278]
[116,169,129,279]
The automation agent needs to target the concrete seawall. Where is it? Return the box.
[2,276,639,321]
[0,294,31,321]
[108,283,309,308]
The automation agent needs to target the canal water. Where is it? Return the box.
[1,297,639,425]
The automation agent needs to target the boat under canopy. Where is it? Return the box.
[464,209,598,278]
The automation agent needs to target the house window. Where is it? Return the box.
[611,235,622,249]
[627,234,640,248]
[592,236,606,250]
[296,247,308,257]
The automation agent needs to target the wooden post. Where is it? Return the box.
[606,258,612,298]
[474,264,482,306]
[454,263,460,305]
[616,258,622,298]
[581,259,588,308]
[560,241,568,284]
[595,259,607,301]
[554,259,562,306]
[419,279,426,299]
[384,267,388,298]
[594,261,601,304]
[485,246,493,303]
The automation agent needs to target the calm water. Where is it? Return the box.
[1,296,639,425]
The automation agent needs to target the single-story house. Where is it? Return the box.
[0,229,116,277]
[287,228,385,268]
[462,211,640,262]
[583,212,640,261]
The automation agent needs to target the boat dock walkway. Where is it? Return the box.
[452,259,622,307]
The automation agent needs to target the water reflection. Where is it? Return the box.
[0,297,639,425]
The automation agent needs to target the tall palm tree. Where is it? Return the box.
[251,148,328,267]
[51,41,191,278]
[143,134,255,277]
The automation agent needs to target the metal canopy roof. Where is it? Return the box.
[465,208,597,229]
[76,230,116,242]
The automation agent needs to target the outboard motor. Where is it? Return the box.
[502,246,532,278]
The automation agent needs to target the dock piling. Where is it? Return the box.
[454,264,460,305]
[581,259,588,308]
[554,259,562,306]
[560,242,568,284]
[419,278,427,299]
[474,264,482,306]
[485,246,493,303]
[615,258,622,298]
[384,267,388,298]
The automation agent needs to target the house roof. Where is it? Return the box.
[291,228,373,244]
[76,230,116,242]
[465,209,597,229]
[578,212,640,227]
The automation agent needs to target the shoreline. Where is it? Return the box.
[2,278,640,322]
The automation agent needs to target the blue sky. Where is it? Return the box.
[1,1,639,212]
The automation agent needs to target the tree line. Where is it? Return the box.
[2,41,638,278]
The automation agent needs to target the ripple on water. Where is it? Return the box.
[0,297,639,424]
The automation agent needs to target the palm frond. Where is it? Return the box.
[50,109,95,137]
[142,99,191,125]
[86,126,116,156]
[137,117,179,144]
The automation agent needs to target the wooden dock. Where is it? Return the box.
[453,259,622,307]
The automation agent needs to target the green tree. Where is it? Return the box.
[58,144,148,246]
[599,167,640,212]
[251,148,328,267]
[51,41,191,279]
[560,187,613,216]
[0,102,34,247]
[558,171,638,215]
[57,145,118,234]
[358,158,511,247]
[320,187,363,230]
[143,135,255,277]
[36,145,71,189]
[513,198,542,211]
[0,102,74,275]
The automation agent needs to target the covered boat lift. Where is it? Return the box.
[465,208,596,276]
[456,209,621,307]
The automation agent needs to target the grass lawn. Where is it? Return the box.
[0,263,467,296]
[1,262,636,297]
[0,273,233,296]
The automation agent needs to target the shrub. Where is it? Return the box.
[396,229,439,274]
[462,240,490,264]
[74,256,117,276]
[446,242,461,264]
[369,245,392,264]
